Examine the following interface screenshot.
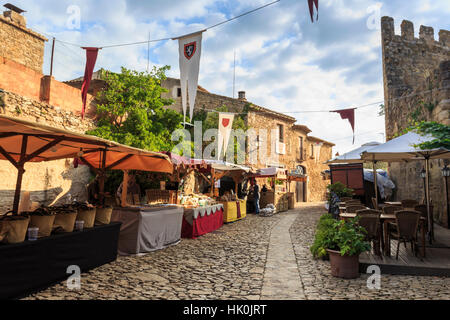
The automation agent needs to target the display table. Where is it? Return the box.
[221,200,247,223]
[181,204,224,239]
[0,222,121,300]
[111,205,183,255]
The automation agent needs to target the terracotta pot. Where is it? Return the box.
[326,249,360,279]
[95,207,113,225]
[0,215,30,244]
[29,214,55,238]
[76,208,96,228]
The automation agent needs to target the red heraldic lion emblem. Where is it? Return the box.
[184,42,197,60]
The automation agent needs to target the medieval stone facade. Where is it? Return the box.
[162,78,334,203]
[0,10,47,73]
[381,16,450,227]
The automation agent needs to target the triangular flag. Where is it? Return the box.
[81,47,100,119]
[174,31,205,122]
[308,0,319,22]
[218,112,234,160]
[332,108,356,144]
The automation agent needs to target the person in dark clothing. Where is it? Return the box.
[261,184,268,192]
[251,179,260,214]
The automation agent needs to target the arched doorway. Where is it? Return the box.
[295,165,307,203]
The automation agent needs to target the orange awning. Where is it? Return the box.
[0,115,172,173]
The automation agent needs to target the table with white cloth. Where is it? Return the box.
[181,204,224,239]
[111,205,183,255]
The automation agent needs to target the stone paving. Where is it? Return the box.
[24,203,450,300]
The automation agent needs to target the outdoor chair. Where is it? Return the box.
[356,209,382,256]
[388,210,421,260]
[414,204,433,228]
[340,197,353,202]
[382,205,403,215]
[346,205,367,213]
[401,199,419,209]
[345,199,361,206]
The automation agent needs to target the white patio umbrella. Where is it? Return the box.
[327,142,382,209]
[361,131,450,242]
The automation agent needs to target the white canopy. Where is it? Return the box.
[327,141,381,164]
[361,131,450,162]
[201,159,251,172]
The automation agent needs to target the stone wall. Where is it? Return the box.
[381,16,450,227]
[0,90,96,213]
[0,11,47,73]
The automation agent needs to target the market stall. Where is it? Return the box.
[248,167,289,213]
[0,115,172,298]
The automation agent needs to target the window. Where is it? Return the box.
[277,124,284,143]
[177,87,182,97]
[299,137,304,160]
[311,143,314,157]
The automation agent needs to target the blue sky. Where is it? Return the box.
[12,0,450,155]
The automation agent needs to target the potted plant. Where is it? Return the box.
[310,213,336,260]
[311,216,370,279]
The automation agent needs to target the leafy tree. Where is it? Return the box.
[406,121,450,150]
[86,66,183,152]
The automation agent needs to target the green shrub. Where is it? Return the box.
[310,215,370,258]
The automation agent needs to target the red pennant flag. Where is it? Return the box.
[81,47,100,119]
[308,0,319,23]
[332,108,356,144]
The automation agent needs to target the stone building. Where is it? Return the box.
[162,78,335,204]
[0,7,96,212]
[381,16,450,227]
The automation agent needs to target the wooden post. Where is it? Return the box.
[98,149,107,204]
[372,161,378,210]
[210,168,215,197]
[50,37,55,77]
[12,135,28,215]
[121,170,129,207]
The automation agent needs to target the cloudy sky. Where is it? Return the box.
[13,0,450,155]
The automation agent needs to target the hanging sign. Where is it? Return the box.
[173,30,205,122]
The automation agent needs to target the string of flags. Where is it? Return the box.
[78,1,319,120]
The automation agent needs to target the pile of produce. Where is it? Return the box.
[179,194,216,208]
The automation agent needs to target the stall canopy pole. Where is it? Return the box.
[12,135,28,214]
[425,156,434,243]
[121,170,129,207]
[372,160,378,210]
[99,149,107,204]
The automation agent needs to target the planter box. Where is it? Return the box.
[327,249,360,279]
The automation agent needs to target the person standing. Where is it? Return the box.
[252,179,260,214]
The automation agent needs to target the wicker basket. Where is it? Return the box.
[29,214,55,238]
[95,207,113,225]
[76,208,96,228]
[53,210,78,233]
[0,214,30,244]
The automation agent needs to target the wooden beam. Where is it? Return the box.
[0,144,19,169]
[105,154,133,170]
[12,135,28,215]
[99,149,107,204]
[121,170,129,207]
[19,137,64,164]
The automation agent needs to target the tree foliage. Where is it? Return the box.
[86,66,183,152]
[406,121,450,150]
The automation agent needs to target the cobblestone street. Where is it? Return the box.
[24,204,450,300]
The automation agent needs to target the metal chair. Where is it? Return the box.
[401,199,419,209]
[382,205,403,215]
[345,199,361,206]
[356,209,382,256]
[346,205,367,213]
[388,210,421,259]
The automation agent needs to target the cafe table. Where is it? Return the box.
[384,201,402,206]
[339,213,426,257]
